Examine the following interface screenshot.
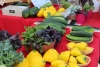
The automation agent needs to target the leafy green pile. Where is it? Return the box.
[0,40,24,67]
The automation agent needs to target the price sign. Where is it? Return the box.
[31,0,51,8]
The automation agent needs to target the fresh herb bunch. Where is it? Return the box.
[36,26,62,46]
[0,30,12,41]
[0,40,24,67]
[22,26,62,53]
[0,30,22,50]
[22,26,38,46]
[8,33,22,50]
[22,26,45,53]
[83,3,94,12]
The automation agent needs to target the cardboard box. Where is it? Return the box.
[67,14,76,20]
[2,5,28,17]
[5,0,21,3]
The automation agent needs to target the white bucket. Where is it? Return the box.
[92,2,100,12]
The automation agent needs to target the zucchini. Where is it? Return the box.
[66,35,92,42]
[22,9,30,18]
[70,31,93,37]
[29,7,39,17]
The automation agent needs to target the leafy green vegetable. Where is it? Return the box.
[83,3,94,12]
[60,0,71,9]
[0,40,24,67]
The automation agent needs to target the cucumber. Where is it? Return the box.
[45,17,68,25]
[37,25,65,34]
[72,26,91,31]
[39,22,62,28]
[43,19,66,28]
[70,31,93,37]
[46,16,65,20]
[72,26,95,34]
[66,35,92,42]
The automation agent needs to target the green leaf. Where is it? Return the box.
[0,40,24,67]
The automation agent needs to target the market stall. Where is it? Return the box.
[0,0,100,67]
[16,28,99,67]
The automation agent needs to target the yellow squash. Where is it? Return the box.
[76,55,87,64]
[15,58,30,67]
[67,42,75,49]
[59,51,70,63]
[37,8,45,17]
[71,47,82,56]
[43,48,59,63]
[51,60,65,67]
[49,6,56,15]
[69,56,77,64]
[58,62,68,67]
[29,57,46,67]
[58,7,66,12]
[26,50,42,61]
[43,7,54,18]
[68,63,79,67]
[75,42,87,50]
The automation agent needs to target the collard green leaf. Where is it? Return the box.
[0,40,24,67]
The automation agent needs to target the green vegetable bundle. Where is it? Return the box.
[60,0,71,9]
[0,40,24,67]
[83,3,94,12]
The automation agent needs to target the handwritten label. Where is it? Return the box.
[31,0,51,8]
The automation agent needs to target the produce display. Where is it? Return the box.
[22,26,63,53]
[67,42,94,55]
[0,1,96,67]
[66,26,94,43]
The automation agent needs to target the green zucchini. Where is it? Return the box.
[70,31,93,37]
[29,7,39,17]
[66,35,92,42]
[22,9,30,18]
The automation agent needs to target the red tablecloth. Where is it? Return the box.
[0,4,60,35]
[17,28,100,67]
[81,12,100,29]
[0,10,44,35]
